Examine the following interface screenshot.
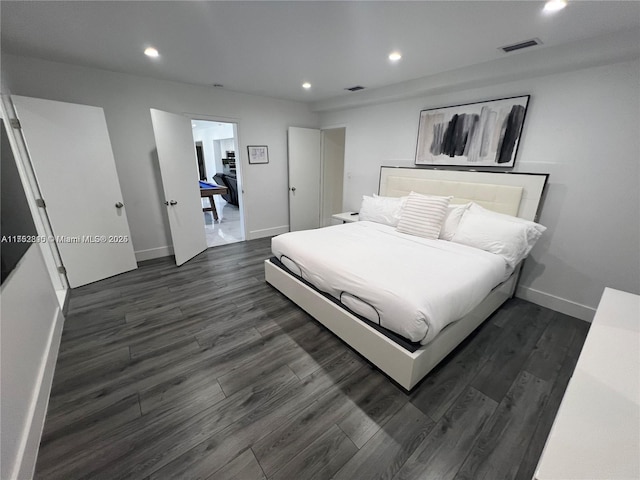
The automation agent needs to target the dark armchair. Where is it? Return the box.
[213,173,239,206]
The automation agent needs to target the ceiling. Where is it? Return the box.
[1,1,639,103]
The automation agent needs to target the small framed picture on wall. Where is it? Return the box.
[247,145,269,164]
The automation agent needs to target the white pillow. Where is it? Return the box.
[396,192,451,240]
[467,202,546,250]
[452,210,544,268]
[439,203,470,241]
[358,195,407,227]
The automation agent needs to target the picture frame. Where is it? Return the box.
[247,145,269,164]
[415,95,530,168]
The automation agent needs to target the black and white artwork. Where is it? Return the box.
[415,95,529,168]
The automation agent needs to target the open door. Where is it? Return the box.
[288,127,321,232]
[12,96,137,288]
[150,109,207,266]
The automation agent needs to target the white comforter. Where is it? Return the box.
[271,221,509,345]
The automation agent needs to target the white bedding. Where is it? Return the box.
[271,221,510,345]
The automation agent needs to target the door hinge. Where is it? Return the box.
[36,198,46,208]
[57,266,67,275]
[9,118,21,129]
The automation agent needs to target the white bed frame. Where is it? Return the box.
[265,167,547,390]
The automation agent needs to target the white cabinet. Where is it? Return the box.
[534,288,640,480]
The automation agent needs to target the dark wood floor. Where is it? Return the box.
[35,237,589,480]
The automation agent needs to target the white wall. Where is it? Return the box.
[319,58,640,319]
[1,245,65,480]
[1,54,319,259]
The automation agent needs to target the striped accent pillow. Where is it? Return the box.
[396,192,451,239]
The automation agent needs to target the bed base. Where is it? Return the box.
[265,258,517,391]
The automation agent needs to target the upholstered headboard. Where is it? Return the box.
[379,167,547,221]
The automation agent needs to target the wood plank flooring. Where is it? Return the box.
[35,237,590,480]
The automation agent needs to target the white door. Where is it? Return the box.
[150,109,207,266]
[288,127,321,231]
[12,95,137,288]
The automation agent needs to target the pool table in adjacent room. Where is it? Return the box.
[199,181,229,221]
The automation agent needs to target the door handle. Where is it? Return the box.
[164,200,178,206]
[115,202,124,209]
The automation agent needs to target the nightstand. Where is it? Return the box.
[332,212,359,223]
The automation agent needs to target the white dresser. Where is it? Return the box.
[534,288,640,480]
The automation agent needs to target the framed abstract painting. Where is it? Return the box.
[415,95,530,168]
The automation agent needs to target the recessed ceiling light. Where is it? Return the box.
[389,51,402,62]
[302,82,311,89]
[144,47,160,58]
[543,0,567,13]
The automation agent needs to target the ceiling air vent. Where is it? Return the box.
[345,85,366,92]
[499,38,542,53]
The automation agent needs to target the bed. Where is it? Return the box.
[265,167,548,390]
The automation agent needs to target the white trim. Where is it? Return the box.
[184,112,241,124]
[319,131,326,230]
[248,225,289,240]
[516,286,595,323]
[319,122,348,131]
[134,245,174,262]
[13,307,64,480]
[55,288,69,311]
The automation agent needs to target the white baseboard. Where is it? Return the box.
[55,288,69,312]
[14,307,65,480]
[516,286,596,322]
[247,225,289,240]
[134,245,174,262]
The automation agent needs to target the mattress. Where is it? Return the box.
[271,221,510,345]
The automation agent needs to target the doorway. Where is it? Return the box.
[287,126,346,231]
[321,127,346,227]
[190,119,245,247]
